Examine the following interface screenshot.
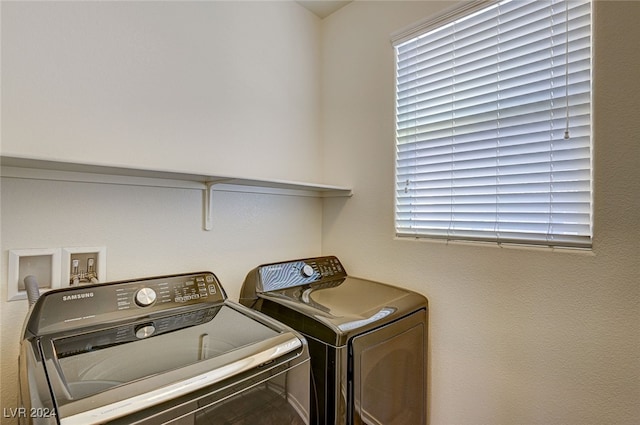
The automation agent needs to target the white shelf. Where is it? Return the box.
[1,155,352,230]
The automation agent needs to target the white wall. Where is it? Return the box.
[0,1,323,421]
[321,1,640,424]
[1,0,322,182]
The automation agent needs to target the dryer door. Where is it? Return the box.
[350,309,427,425]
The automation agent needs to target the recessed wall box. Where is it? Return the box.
[8,248,62,301]
[62,246,107,286]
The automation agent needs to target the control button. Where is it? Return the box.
[135,288,157,307]
[135,324,156,339]
[301,264,314,278]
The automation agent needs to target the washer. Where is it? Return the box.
[240,256,428,425]
[18,272,311,425]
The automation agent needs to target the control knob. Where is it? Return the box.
[301,264,314,278]
[135,287,157,307]
[135,324,156,339]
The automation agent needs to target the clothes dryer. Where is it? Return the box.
[240,256,428,425]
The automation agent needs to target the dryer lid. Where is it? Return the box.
[260,276,427,342]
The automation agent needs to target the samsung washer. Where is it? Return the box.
[240,256,428,425]
[18,272,311,425]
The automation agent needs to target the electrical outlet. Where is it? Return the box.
[62,247,106,286]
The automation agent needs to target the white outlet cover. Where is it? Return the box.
[8,248,62,301]
[62,246,107,287]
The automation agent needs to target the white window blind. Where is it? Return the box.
[394,0,592,248]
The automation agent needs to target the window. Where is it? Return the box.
[393,0,591,248]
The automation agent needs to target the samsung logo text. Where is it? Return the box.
[62,292,94,301]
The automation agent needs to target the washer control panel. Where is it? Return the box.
[28,272,226,335]
[114,273,221,311]
[258,256,346,292]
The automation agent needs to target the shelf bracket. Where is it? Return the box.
[204,182,216,231]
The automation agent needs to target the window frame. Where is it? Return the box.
[392,0,593,249]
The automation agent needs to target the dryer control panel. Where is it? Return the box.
[258,256,347,292]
